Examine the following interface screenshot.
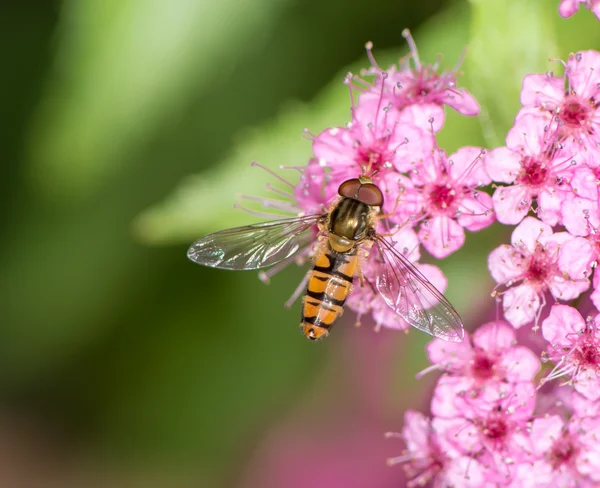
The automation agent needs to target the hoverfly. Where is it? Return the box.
[188,175,464,342]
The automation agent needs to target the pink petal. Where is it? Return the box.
[417,263,447,293]
[566,50,600,101]
[431,417,478,457]
[558,236,594,278]
[511,216,553,254]
[388,226,421,263]
[448,146,490,186]
[572,390,600,417]
[402,410,431,453]
[488,244,524,284]
[413,149,444,185]
[443,87,480,116]
[562,195,599,236]
[431,376,470,418]
[312,126,356,166]
[502,284,540,328]
[537,188,564,226]
[442,457,488,488]
[418,215,465,259]
[530,415,565,454]
[486,147,521,183]
[372,296,409,330]
[351,100,400,143]
[520,74,564,109]
[377,172,422,222]
[397,103,444,132]
[293,159,331,211]
[506,113,549,155]
[492,185,531,225]
[392,123,433,173]
[548,273,590,301]
[573,368,600,401]
[592,271,600,311]
[558,0,580,17]
[472,321,516,350]
[501,346,541,382]
[426,335,473,369]
[457,192,495,231]
[541,304,585,346]
[576,417,600,481]
[571,167,599,201]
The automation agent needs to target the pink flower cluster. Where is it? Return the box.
[487,51,600,329]
[388,48,600,486]
[389,319,600,486]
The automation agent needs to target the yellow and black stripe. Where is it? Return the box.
[301,247,358,340]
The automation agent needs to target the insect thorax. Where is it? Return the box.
[327,197,373,252]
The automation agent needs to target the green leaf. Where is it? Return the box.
[27,0,293,199]
[467,0,558,146]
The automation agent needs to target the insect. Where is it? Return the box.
[187,176,464,342]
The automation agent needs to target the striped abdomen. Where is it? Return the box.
[301,247,358,341]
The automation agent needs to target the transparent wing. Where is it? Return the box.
[187,214,324,270]
[373,236,464,342]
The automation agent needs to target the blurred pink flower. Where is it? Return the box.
[488,217,593,328]
[559,0,600,20]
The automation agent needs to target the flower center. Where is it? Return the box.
[355,144,392,172]
[525,245,555,285]
[559,96,590,128]
[471,352,495,380]
[428,183,457,213]
[549,436,577,469]
[482,414,509,440]
[518,156,549,187]
[575,339,600,367]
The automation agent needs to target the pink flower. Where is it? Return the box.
[519,51,600,167]
[525,414,600,486]
[542,305,600,400]
[432,380,536,482]
[397,145,494,258]
[311,91,432,181]
[488,217,593,328]
[559,0,600,20]
[424,321,540,387]
[387,410,489,487]
[487,114,579,226]
[358,29,480,132]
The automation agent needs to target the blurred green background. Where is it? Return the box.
[1,1,598,487]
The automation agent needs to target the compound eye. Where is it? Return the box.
[338,179,362,199]
[357,183,384,207]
